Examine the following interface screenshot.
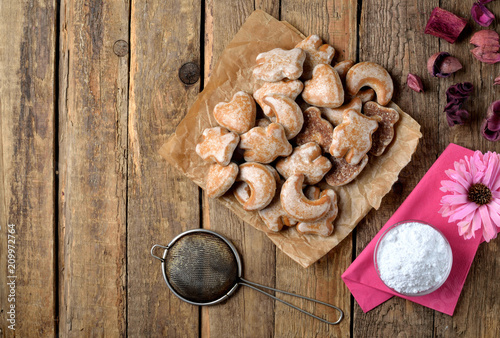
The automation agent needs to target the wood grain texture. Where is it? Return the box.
[433,1,500,337]
[281,0,358,61]
[202,1,278,337]
[275,2,355,336]
[354,0,439,336]
[127,0,201,336]
[0,0,57,335]
[58,0,129,335]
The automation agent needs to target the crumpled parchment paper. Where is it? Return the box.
[159,10,422,268]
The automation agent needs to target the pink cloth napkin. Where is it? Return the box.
[342,143,483,316]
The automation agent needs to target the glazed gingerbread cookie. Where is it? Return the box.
[280,173,332,222]
[333,60,355,80]
[258,184,297,232]
[276,142,332,185]
[296,107,334,152]
[233,165,280,205]
[213,91,256,134]
[295,35,335,80]
[320,97,362,126]
[239,123,292,163]
[205,163,239,198]
[346,62,394,106]
[324,154,369,186]
[253,48,306,82]
[329,109,379,165]
[263,94,304,139]
[235,162,277,211]
[302,64,344,108]
[253,80,303,116]
[296,187,338,237]
[196,126,239,166]
[363,101,400,156]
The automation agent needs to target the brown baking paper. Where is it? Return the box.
[159,10,422,268]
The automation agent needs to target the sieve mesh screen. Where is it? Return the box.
[165,232,239,303]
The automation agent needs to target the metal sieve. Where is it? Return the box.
[151,229,343,325]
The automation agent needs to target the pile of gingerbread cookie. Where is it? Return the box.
[195,35,399,237]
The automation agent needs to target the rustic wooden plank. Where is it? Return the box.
[0,0,57,336]
[273,1,355,336]
[353,0,439,336]
[58,0,129,335]
[126,0,201,336]
[434,1,500,337]
[202,2,278,337]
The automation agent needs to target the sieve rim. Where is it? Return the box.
[160,228,243,306]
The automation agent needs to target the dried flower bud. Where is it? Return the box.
[481,100,500,141]
[495,75,500,85]
[427,52,462,77]
[425,7,468,44]
[479,0,494,4]
[470,30,500,64]
[444,82,474,127]
[471,3,495,27]
[407,73,424,92]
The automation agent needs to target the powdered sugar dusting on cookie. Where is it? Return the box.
[280,174,332,222]
[329,109,379,165]
[263,94,304,139]
[237,163,276,211]
[195,127,240,166]
[276,142,331,185]
[239,123,292,163]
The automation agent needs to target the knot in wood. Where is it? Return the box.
[179,62,200,85]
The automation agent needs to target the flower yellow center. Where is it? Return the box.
[468,183,492,205]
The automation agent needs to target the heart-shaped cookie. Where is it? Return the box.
[213,91,256,134]
[302,64,344,108]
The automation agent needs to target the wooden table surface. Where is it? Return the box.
[1,0,500,337]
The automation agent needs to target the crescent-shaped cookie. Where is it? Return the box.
[262,94,304,139]
[236,162,277,211]
[280,173,331,222]
[213,91,256,134]
[253,80,303,116]
[297,187,338,237]
[346,62,394,106]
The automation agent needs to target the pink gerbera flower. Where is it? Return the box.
[439,150,500,242]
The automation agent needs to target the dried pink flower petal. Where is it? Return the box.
[470,30,500,64]
[495,75,500,85]
[472,3,495,27]
[479,0,495,4]
[407,73,424,92]
[444,82,474,126]
[425,7,468,44]
[427,52,462,77]
[481,100,500,141]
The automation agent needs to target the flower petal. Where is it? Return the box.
[480,205,497,242]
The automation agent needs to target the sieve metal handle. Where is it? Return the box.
[151,244,169,261]
[239,278,343,325]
